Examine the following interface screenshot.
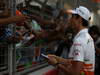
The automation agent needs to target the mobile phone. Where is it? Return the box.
[41,54,49,59]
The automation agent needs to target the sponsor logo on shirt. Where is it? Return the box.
[73,49,80,56]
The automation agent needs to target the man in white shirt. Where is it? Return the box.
[48,6,95,75]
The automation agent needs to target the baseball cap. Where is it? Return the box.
[69,6,91,21]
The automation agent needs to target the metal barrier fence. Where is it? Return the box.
[0,0,66,75]
[0,43,8,74]
[16,42,55,72]
[0,41,56,75]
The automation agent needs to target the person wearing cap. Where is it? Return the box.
[47,6,95,75]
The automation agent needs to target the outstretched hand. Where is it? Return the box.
[11,15,29,23]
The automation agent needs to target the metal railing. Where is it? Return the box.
[0,0,62,75]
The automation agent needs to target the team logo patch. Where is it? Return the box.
[73,49,80,56]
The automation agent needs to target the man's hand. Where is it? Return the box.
[11,15,29,23]
[0,15,29,25]
[47,54,58,65]
[47,54,72,67]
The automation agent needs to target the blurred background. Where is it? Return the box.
[0,0,100,75]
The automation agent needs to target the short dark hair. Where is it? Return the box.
[72,14,89,27]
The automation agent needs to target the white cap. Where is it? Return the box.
[71,6,91,21]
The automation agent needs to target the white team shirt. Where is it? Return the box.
[68,28,95,72]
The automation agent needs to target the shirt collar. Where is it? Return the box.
[74,28,88,40]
